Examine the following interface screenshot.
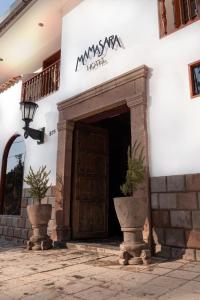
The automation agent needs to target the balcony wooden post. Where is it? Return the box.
[160,0,167,35]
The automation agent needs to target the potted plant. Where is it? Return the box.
[24,166,53,250]
[114,142,151,265]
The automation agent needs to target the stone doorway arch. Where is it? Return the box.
[53,65,150,245]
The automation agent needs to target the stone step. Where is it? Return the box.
[66,241,121,255]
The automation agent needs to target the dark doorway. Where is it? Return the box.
[91,110,131,238]
[77,106,131,239]
[71,106,131,240]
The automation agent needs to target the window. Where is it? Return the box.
[189,60,200,98]
[0,135,25,215]
[159,0,200,37]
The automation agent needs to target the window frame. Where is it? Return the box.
[188,59,200,99]
[158,0,200,38]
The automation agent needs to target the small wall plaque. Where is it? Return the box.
[49,129,56,136]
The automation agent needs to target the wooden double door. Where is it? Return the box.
[72,123,109,239]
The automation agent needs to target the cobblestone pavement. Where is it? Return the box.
[0,240,200,299]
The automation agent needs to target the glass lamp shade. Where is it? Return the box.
[20,100,38,123]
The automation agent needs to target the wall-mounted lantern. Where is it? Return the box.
[20,98,45,144]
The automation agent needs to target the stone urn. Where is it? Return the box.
[114,196,151,265]
[27,204,52,250]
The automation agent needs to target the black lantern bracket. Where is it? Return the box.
[23,125,45,144]
[20,99,45,145]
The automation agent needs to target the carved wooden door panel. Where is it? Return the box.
[72,123,109,239]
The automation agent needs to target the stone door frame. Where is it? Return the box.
[53,65,150,243]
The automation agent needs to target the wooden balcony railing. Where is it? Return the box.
[21,59,60,102]
[159,0,200,37]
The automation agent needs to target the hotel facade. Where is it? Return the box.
[0,0,200,260]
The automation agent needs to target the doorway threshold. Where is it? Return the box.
[66,239,121,255]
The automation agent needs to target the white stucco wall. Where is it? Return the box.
[0,82,58,185]
[1,0,200,182]
[0,83,23,172]
[59,0,200,177]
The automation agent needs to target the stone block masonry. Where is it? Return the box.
[0,186,55,244]
[1,172,199,260]
[151,174,200,261]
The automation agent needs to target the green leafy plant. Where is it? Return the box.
[24,166,51,203]
[120,141,145,196]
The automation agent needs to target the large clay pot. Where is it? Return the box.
[27,204,52,250]
[114,196,146,228]
[114,196,150,265]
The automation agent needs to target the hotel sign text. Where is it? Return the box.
[75,34,123,72]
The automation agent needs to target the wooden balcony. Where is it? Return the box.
[159,0,200,38]
[21,59,60,102]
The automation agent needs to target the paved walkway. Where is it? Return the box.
[0,240,200,299]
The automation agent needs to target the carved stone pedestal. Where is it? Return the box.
[114,196,151,265]
[27,224,52,250]
[119,227,151,265]
[27,204,52,251]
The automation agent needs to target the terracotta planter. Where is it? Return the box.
[114,196,150,265]
[27,204,52,250]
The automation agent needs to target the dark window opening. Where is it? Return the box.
[181,0,190,23]
[189,60,200,98]
[190,0,198,18]
[1,135,25,215]
[42,50,61,70]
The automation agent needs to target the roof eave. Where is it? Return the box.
[0,0,38,38]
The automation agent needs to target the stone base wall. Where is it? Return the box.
[151,174,200,261]
[0,186,55,244]
[2,173,200,261]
